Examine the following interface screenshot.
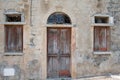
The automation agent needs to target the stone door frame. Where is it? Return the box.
[42,10,77,79]
[44,25,76,79]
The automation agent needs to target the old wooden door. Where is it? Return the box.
[47,27,71,78]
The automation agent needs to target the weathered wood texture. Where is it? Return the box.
[47,28,71,78]
[94,27,110,51]
[5,25,23,52]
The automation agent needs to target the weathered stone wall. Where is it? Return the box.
[0,0,120,80]
[75,0,120,78]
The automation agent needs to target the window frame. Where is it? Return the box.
[91,14,114,27]
[4,11,25,25]
[5,14,22,22]
[4,25,23,55]
[93,26,111,52]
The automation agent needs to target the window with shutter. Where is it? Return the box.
[5,25,23,52]
[94,27,110,51]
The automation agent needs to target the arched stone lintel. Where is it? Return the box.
[43,9,76,26]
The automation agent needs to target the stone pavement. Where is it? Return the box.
[78,76,116,80]
[74,75,120,80]
[47,75,120,80]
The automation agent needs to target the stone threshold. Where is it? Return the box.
[47,78,71,80]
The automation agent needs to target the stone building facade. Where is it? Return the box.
[0,0,120,80]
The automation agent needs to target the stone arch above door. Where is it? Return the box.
[43,10,76,26]
[47,12,71,24]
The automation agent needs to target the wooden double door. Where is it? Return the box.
[47,27,71,78]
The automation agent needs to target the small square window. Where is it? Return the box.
[95,16,109,23]
[92,14,114,26]
[6,14,21,22]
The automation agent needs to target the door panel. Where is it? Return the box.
[47,28,71,78]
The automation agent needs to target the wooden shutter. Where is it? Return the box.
[94,27,110,51]
[5,25,23,52]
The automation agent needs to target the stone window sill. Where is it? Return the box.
[4,52,23,56]
[91,23,113,27]
[93,51,112,55]
[4,22,26,25]
[0,22,26,25]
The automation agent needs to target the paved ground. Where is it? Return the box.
[47,78,119,80]
[78,76,117,80]
[47,75,120,80]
